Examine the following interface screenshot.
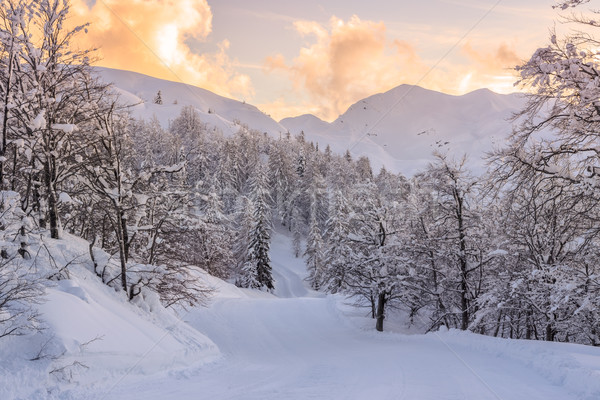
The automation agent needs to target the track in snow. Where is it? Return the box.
[103,230,594,400]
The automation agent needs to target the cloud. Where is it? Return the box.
[462,42,521,73]
[265,16,413,120]
[70,0,253,99]
[460,42,522,94]
[264,15,441,121]
[263,16,524,121]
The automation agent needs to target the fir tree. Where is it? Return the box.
[304,206,324,290]
[238,162,274,290]
[248,162,274,290]
[154,90,163,105]
[321,190,352,293]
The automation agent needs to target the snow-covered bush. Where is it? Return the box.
[0,191,44,339]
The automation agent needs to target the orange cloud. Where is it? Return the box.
[462,42,521,73]
[70,0,252,99]
[459,42,522,94]
[263,16,523,121]
[266,15,416,121]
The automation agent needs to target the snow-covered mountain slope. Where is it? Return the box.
[95,67,288,137]
[96,67,523,176]
[95,228,600,400]
[279,114,331,138]
[282,85,525,175]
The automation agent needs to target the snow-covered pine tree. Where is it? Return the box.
[234,195,255,286]
[242,161,274,290]
[304,204,325,290]
[154,90,163,105]
[192,189,235,279]
[268,137,296,227]
[321,189,352,293]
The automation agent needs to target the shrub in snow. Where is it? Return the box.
[0,192,44,339]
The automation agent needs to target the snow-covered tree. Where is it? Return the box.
[153,90,163,105]
[5,0,103,239]
[488,0,600,343]
[321,189,352,293]
[0,191,44,338]
[412,154,490,331]
[332,181,402,331]
[184,190,234,279]
[304,205,325,290]
[240,161,274,290]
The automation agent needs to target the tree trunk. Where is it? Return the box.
[454,187,469,331]
[0,45,14,190]
[370,293,375,319]
[44,159,59,239]
[121,210,130,262]
[525,309,532,340]
[376,291,386,332]
[48,189,59,239]
[545,318,555,342]
[114,206,128,294]
[460,268,469,331]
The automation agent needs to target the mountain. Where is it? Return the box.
[281,85,525,176]
[279,114,331,137]
[95,67,288,137]
[96,67,524,176]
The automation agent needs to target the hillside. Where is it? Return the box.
[281,85,525,175]
[95,67,288,138]
[96,67,524,176]
[1,66,591,399]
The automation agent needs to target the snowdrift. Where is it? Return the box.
[0,233,219,399]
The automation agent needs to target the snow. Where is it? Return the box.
[57,192,79,204]
[94,67,288,139]
[488,249,509,256]
[51,124,76,133]
[6,227,596,400]
[30,111,46,130]
[1,229,600,399]
[282,85,526,176]
[1,69,599,398]
[0,234,218,400]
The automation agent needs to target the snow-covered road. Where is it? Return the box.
[99,231,599,400]
[109,296,581,400]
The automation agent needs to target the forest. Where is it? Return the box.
[0,0,600,349]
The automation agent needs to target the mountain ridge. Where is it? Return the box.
[95,66,524,175]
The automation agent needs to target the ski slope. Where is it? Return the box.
[95,229,600,400]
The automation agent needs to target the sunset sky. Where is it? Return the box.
[71,0,566,121]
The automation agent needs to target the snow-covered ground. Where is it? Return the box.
[2,228,600,399]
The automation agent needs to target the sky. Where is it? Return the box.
[70,0,566,121]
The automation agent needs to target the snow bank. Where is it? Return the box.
[433,329,600,400]
[0,233,219,399]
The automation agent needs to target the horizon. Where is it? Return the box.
[96,65,520,123]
